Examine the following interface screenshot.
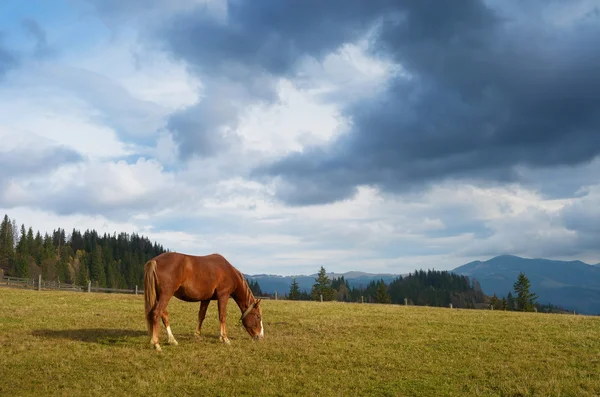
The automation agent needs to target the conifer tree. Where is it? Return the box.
[507,291,515,311]
[513,272,538,312]
[288,278,301,300]
[311,266,335,301]
[16,224,27,256]
[0,215,15,272]
[374,280,391,304]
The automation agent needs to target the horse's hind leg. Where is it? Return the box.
[195,300,210,338]
[161,309,178,345]
[151,295,172,351]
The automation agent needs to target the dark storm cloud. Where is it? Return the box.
[159,0,394,76]
[154,0,397,158]
[254,1,600,204]
[88,0,600,195]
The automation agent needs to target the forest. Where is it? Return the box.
[0,214,166,289]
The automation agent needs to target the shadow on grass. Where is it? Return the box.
[32,328,147,345]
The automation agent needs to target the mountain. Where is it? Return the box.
[245,272,400,296]
[453,255,600,314]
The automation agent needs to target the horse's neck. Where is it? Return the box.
[233,280,255,313]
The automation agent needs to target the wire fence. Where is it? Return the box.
[1,275,143,295]
[1,275,275,300]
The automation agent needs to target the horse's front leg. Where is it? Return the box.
[195,300,210,338]
[217,295,231,344]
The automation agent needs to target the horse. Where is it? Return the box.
[143,251,264,351]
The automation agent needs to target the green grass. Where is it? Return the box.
[1,288,600,396]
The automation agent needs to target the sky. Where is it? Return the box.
[0,0,599,276]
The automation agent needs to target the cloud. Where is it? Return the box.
[35,64,165,140]
[0,131,83,201]
[254,0,600,205]
[140,0,398,158]
[0,158,198,218]
[21,18,52,58]
[0,34,17,78]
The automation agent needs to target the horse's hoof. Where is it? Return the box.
[154,344,162,352]
[168,339,179,346]
[219,336,231,345]
[194,331,201,339]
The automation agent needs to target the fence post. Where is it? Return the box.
[135,285,138,295]
[88,280,91,293]
[320,294,323,302]
[58,278,60,290]
[38,274,42,291]
[275,291,278,300]
[361,296,364,304]
[404,298,408,306]
[449,303,452,309]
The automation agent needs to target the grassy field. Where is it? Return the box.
[1,288,600,397]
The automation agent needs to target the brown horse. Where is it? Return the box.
[143,252,263,351]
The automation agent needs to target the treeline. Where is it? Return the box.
[284,266,487,309]
[0,214,166,289]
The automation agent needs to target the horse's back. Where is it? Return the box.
[152,252,241,301]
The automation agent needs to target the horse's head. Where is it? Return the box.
[240,299,264,340]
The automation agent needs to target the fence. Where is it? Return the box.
[1,275,144,295]
[1,275,275,300]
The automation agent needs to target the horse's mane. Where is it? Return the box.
[238,270,256,307]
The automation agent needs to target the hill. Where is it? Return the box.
[453,255,600,314]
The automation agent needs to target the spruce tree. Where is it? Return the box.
[513,272,538,312]
[0,215,15,272]
[374,280,391,304]
[507,291,515,311]
[16,224,27,256]
[288,278,301,300]
[311,266,335,301]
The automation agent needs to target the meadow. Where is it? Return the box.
[1,287,600,396]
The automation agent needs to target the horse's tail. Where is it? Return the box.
[144,260,158,334]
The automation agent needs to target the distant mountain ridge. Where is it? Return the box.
[453,255,600,314]
[246,255,600,314]
[245,271,401,296]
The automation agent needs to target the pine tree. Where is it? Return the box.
[289,278,301,300]
[245,279,263,296]
[14,254,29,278]
[311,266,335,301]
[76,253,89,286]
[26,227,34,255]
[374,280,391,304]
[0,215,15,272]
[513,272,538,312]
[16,224,27,256]
[507,291,515,311]
[89,247,107,287]
[489,293,499,309]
